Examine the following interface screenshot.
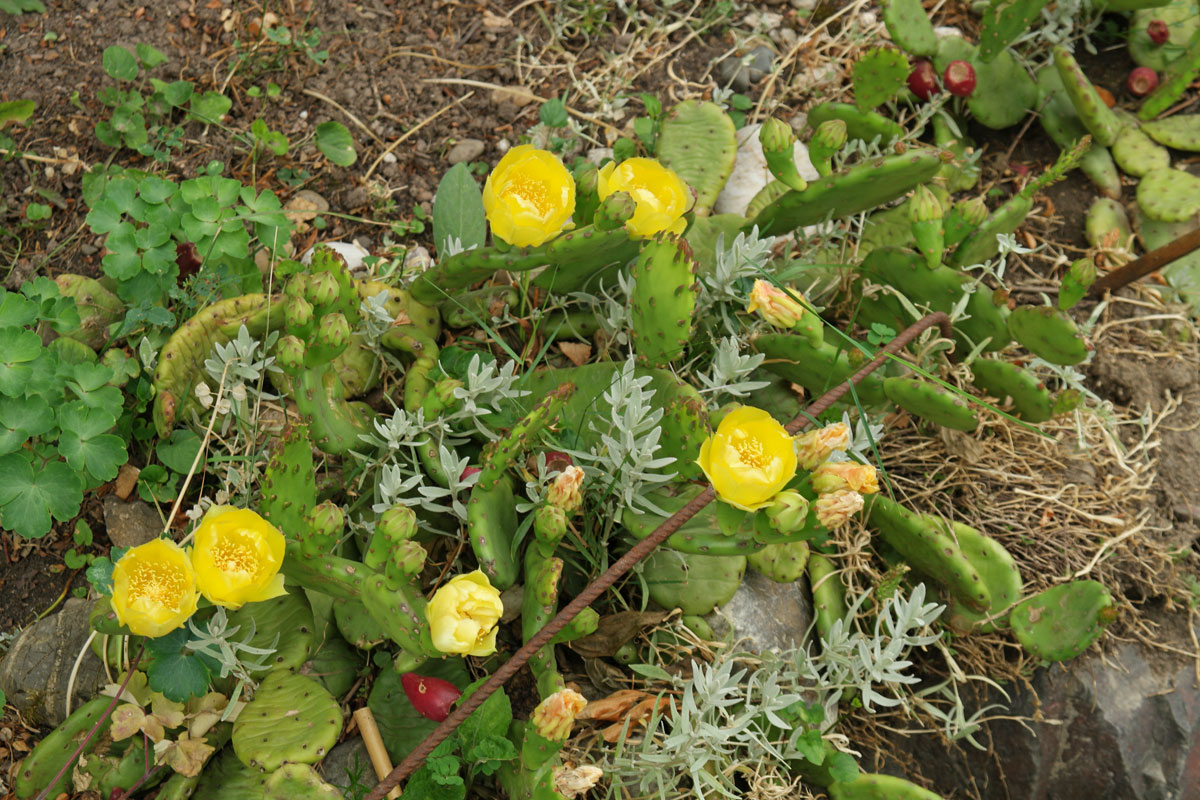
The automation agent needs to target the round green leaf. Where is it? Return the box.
[102,45,139,81]
[315,121,356,167]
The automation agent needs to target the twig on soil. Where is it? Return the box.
[302,88,386,147]
[420,78,617,140]
[364,91,475,180]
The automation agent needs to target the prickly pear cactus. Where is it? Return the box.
[1137,168,1200,222]
[655,100,738,216]
[14,696,112,799]
[264,763,344,799]
[1140,114,1200,152]
[747,540,811,583]
[54,273,124,350]
[970,358,1054,423]
[261,424,317,545]
[978,0,1050,62]
[629,234,699,368]
[193,746,271,800]
[641,549,746,616]
[225,590,317,676]
[852,47,911,110]
[882,0,937,56]
[1007,306,1089,366]
[883,376,979,432]
[232,670,344,771]
[829,773,945,800]
[1010,580,1116,661]
[921,516,1023,633]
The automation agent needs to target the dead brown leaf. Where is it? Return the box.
[558,341,591,367]
[569,610,669,658]
[576,689,648,722]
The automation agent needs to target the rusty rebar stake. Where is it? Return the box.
[1090,226,1200,297]
[363,311,952,800]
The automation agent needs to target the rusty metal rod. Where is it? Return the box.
[363,311,952,800]
[1090,225,1200,297]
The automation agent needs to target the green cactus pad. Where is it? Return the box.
[752,333,887,406]
[1111,118,1171,176]
[361,573,435,659]
[655,100,738,216]
[1052,45,1126,145]
[467,475,520,590]
[883,376,979,431]
[748,150,942,238]
[852,47,911,111]
[808,551,848,643]
[226,590,317,676]
[978,0,1050,62]
[623,484,761,556]
[1136,208,1200,309]
[334,598,388,649]
[1141,114,1200,152]
[1129,0,1200,71]
[233,670,344,771]
[882,0,937,56]
[934,36,1037,130]
[1138,168,1200,223]
[193,746,270,799]
[1010,580,1116,661]
[865,495,991,612]
[683,213,750,279]
[948,194,1033,269]
[302,633,363,698]
[262,425,317,547]
[1035,64,1122,199]
[630,234,699,367]
[14,696,112,799]
[970,358,1053,422]
[922,517,1023,633]
[1085,197,1133,251]
[829,773,945,800]
[748,540,810,583]
[265,763,345,799]
[658,394,710,481]
[154,724,232,800]
[806,102,904,144]
[282,545,367,600]
[1007,306,1089,365]
[641,548,746,616]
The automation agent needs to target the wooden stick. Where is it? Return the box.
[353,707,402,799]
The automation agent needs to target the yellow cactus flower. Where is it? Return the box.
[811,461,880,495]
[794,422,852,471]
[191,507,287,609]
[110,538,200,639]
[747,280,807,330]
[814,489,864,529]
[482,144,576,247]
[596,157,691,238]
[696,406,798,512]
[531,688,588,741]
[427,570,504,657]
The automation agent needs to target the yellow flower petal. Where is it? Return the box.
[426,569,504,657]
[110,538,200,639]
[482,145,576,247]
[696,406,798,511]
[191,507,287,610]
[596,157,691,239]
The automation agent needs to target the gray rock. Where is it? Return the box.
[102,496,162,549]
[706,569,814,653]
[447,138,485,165]
[717,46,776,93]
[0,598,108,727]
[320,737,377,792]
[877,631,1200,800]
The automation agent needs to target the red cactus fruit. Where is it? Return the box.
[401,673,462,722]
[1147,19,1169,45]
[907,60,939,100]
[943,60,977,97]
[1127,67,1158,96]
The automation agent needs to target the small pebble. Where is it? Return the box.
[447,138,485,165]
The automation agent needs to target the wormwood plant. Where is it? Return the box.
[602,585,945,800]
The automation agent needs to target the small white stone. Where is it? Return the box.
[496,138,511,155]
[300,240,370,271]
[299,110,308,120]
[383,152,398,164]
[586,147,613,166]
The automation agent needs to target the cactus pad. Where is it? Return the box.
[806,102,904,144]
[970,358,1053,422]
[641,549,746,616]
[749,150,942,237]
[655,100,738,216]
[226,590,317,676]
[14,696,112,799]
[753,333,887,406]
[623,485,761,556]
[1129,0,1200,71]
[1052,45,1125,145]
[265,763,344,799]
[884,376,979,431]
[1137,168,1200,222]
[934,36,1038,130]
[978,0,1050,62]
[882,0,937,56]
[233,670,343,771]
[629,234,699,368]
[852,47,911,110]
[193,746,270,799]
[467,475,520,590]
[1141,114,1200,152]
[334,598,388,649]
[1007,306,1089,366]
[829,773,945,800]
[923,517,1023,633]
[1111,119,1171,176]
[1010,580,1116,661]
[747,540,810,583]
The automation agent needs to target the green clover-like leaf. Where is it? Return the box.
[0,327,45,397]
[0,454,84,538]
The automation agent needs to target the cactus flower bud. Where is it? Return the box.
[814,489,864,529]
[392,539,427,576]
[284,294,314,336]
[766,491,810,534]
[794,422,851,470]
[378,504,418,542]
[811,119,848,153]
[530,688,588,741]
[534,503,568,545]
[546,465,585,512]
[1068,257,1097,287]
[307,500,345,537]
[554,765,604,799]
[811,461,879,495]
[575,162,599,196]
[275,334,306,371]
[758,117,796,155]
[594,190,637,232]
[304,271,340,309]
[747,279,807,330]
[910,185,943,224]
[955,196,989,228]
[315,312,351,352]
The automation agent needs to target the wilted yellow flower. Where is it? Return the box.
[482,145,576,247]
[747,280,807,330]
[110,538,200,639]
[596,158,691,238]
[794,422,852,471]
[814,489,864,529]
[811,461,879,495]
[697,406,798,512]
[191,507,287,609]
[531,688,588,741]
[427,570,504,657]
[554,765,604,799]
[547,465,585,513]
